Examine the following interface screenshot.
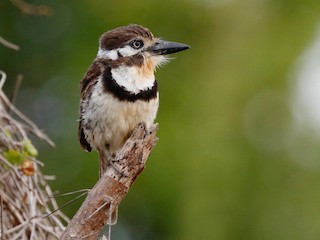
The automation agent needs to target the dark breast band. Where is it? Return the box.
[102,67,158,102]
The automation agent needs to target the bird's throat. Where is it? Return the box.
[111,64,156,94]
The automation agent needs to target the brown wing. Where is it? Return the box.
[78,60,101,152]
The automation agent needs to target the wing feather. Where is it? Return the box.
[78,61,102,152]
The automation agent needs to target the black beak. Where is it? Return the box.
[148,40,190,55]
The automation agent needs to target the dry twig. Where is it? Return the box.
[0,71,68,240]
[10,0,52,16]
[0,36,20,51]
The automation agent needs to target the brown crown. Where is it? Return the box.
[99,24,154,50]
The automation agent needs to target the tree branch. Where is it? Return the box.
[0,36,20,51]
[61,123,158,240]
[10,0,52,16]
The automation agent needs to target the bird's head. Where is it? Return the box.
[97,24,190,75]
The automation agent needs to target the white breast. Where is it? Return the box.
[82,79,159,153]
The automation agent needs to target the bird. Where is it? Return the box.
[78,24,190,179]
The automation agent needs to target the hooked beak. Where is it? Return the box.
[147,40,190,55]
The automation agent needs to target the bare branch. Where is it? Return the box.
[10,0,52,16]
[10,74,23,108]
[61,123,158,240]
[0,70,55,147]
[0,195,3,240]
[0,36,20,51]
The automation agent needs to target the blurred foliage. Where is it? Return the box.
[1,0,320,239]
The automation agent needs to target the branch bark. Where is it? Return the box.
[61,123,158,240]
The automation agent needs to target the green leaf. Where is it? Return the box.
[4,129,12,139]
[23,139,38,157]
[3,149,23,165]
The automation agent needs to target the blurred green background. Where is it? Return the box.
[2,0,320,239]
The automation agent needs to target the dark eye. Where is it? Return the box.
[131,40,144,49]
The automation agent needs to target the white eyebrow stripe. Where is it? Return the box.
[97,48,118,60]
[97,45,140,60]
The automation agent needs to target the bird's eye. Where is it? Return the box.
[131,40,144,49]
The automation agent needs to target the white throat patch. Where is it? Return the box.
[111,66,155,94]
[97,46,169,94]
